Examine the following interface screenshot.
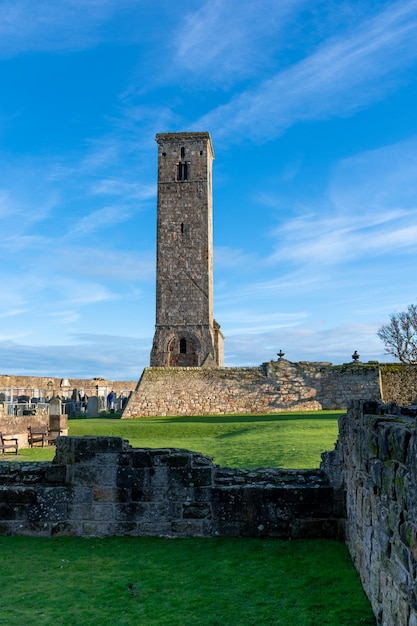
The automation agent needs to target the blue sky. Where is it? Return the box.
[1,0,417,380]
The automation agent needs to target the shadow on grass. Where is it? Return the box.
[146,412,344,425]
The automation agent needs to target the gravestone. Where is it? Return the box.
[49,396,62,416]
[87,396,99,417]
[49,396,68,436]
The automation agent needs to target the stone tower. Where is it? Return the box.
[150,132,224,367]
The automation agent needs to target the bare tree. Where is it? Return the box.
[377,304,417,363]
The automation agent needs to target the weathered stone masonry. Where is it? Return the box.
[150,132,224,368]
[0,436,341,539]
[321,400,417,626]
[123,360,382,417]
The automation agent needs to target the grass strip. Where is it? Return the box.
[0,536,375,626]
[10,411,341,468]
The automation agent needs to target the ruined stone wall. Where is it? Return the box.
[321,400,417,626]
[2,362,417,419]
[0,436,340,539]
[0,374,134,398]
[380,364,417,405]
[123,361,381,417]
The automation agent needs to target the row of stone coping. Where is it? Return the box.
[214,467,330,487]
[0,461,66,484]
[144,366,265,372]
[361,399,417,417]
[0,436,332,490]
[145,362,381,370]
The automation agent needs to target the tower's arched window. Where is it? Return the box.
[177,162,188,181]
[180,338,187,354]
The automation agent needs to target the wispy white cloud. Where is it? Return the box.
[270,209,417,265]
[268,137,417,267]
[52,247,155,282]
[197,1,417,141]
[0,308,27,319]
[47,310,81,325]
[329,137,417,212]
[0,334,148,379]
[69,205,133,236]
[54,279,117,306]
[214,246,257,270]
[0,0,142,58]
[175,0,305,84]
[91,178,155,200]
[0,175,57,231]
[219,310,308,334]
[216,272,320,304]
[223,322,387,366]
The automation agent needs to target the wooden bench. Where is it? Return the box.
[27,426,62,447]
[45,429,61,445]
[0,432,19,455]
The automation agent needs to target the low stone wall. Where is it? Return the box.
[0,374,133,398]
[321,400,417,626]
[2,363,417,417]
[0,436,342,539]
[122,360,381,417]
[0,408,68,450]
[380,364,417,405]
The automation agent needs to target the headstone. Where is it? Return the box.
[49,396,68,436]
[87,396,99,417]
[49,396,62,416]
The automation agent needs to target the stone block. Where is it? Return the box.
[136,521,172,536]
[291,518,339,539]
[82,521,115,537]
[161,452,190,468]
[70,486,92,505]
[170,520,205,536]
[92,503,115,521]
[116,502,145,521]
[67,503,94,521]
[0,503,18,520]
[44,464,67,484]
[182,503,211,519]
[28,501,67,523]
[50,522,78,536]
[0,486,37,505]
[131,450,153,468]
[93,488,118,502]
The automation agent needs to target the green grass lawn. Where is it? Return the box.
[13,411,341,468]
[0,535,375,626]
[0,411,376,625]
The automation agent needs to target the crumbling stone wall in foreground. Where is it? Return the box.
[321,400,417,626]
[0,436,342,539]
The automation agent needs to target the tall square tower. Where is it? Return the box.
[150,132,224,367]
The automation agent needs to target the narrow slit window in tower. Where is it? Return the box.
[181,147,185,159]
[177,162,188,181]
[180,338,187,354]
